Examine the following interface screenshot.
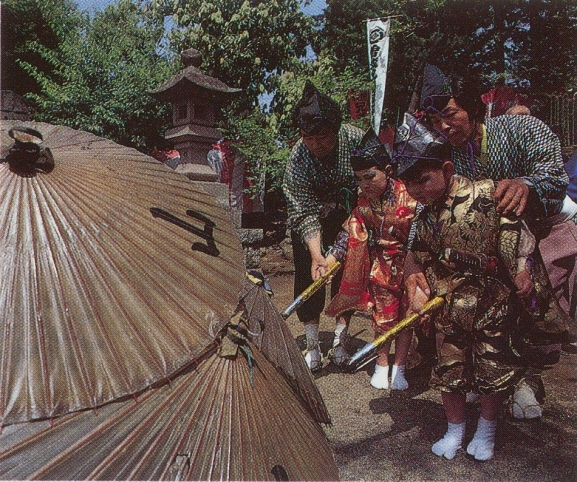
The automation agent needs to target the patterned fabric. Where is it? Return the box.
[325,180,417,333]
[411,176,524,394]
[283,124,363,242]
[451,115,577,316]
[451,115,568,222]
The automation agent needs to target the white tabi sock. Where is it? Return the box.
[512,382,542,419]
[391,364,408,391]
[431,421,466,460]
[304,324,321,371]
[466,416,497,461]
[370,364,390,389]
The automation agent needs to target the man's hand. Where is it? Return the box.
[494,178,529,216]
[304,232,327,280]
[311,253,332,280]
[312,253,340,281]
[514,269,534,298]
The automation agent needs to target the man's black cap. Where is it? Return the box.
[292,80,342,134]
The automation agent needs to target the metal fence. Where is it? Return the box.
[540,94,577,148]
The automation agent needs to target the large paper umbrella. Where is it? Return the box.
[0,312,338,481]
[0,121,338,480]
[0,120,247,425]
[240,281,332,424]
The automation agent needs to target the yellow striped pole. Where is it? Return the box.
[281,262,342,319]
[347,296,444,371]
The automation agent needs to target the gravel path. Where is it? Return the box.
[268,273,577,481]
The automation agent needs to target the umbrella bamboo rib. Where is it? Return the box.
[0,344,339,480]
[49,158,243,304]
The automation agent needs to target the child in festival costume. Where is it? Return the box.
[396,114,533,461]
[324,128,418,390]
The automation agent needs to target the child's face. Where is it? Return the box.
[354,166,389,201]
[402,162,454,205]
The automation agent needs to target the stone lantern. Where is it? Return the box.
[149,48,241,182]
[1,91,33,121]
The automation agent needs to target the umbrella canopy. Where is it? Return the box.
[0,121,338,480]
[0,334,338,481]
[240,281,331,424]
[0,121,246,425]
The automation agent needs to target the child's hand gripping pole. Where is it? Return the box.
[346,296,445,372]
[281,261,341,319]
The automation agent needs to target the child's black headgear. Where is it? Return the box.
[350,128,392,171]
[393,113,449,179]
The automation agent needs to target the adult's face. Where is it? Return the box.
[428,98,475,148]
[301,127,338,158]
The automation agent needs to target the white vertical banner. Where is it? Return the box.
[367,18,390,135]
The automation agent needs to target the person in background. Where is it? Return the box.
[563,148,577,326]
[565,148,577,206]
[323,128,417,389]
[283,80,363,371]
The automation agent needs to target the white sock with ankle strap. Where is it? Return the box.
[333,322,348,347]
[305,324,319,350]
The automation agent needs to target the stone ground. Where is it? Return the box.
[260,247,577,482]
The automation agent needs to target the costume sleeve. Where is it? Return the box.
[498,215,527,281]
[406,203,424,250]
[329,207,365,263]
[282,143,322,242]
[330,229,349,263]
[409,216,433,266]
[514,116,568,218]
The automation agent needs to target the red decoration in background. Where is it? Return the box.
[348,89,370,120]
[212,139,235,185]
[482,86,531,118]
[378,126,395,151]
[150,149,180,164]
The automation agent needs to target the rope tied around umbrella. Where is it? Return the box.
[218,310,257,386]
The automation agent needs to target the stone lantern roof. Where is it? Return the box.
[149,48,241,103]
[1,90,33,121]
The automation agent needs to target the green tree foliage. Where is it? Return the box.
[272,55,373,136]
[315,0,577,125]
[5,0,575,194]
[224,109,289,195]
[145,0,314,110]
[507,0,577,93]
[1,0,85,97]
[13,0,176,150]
